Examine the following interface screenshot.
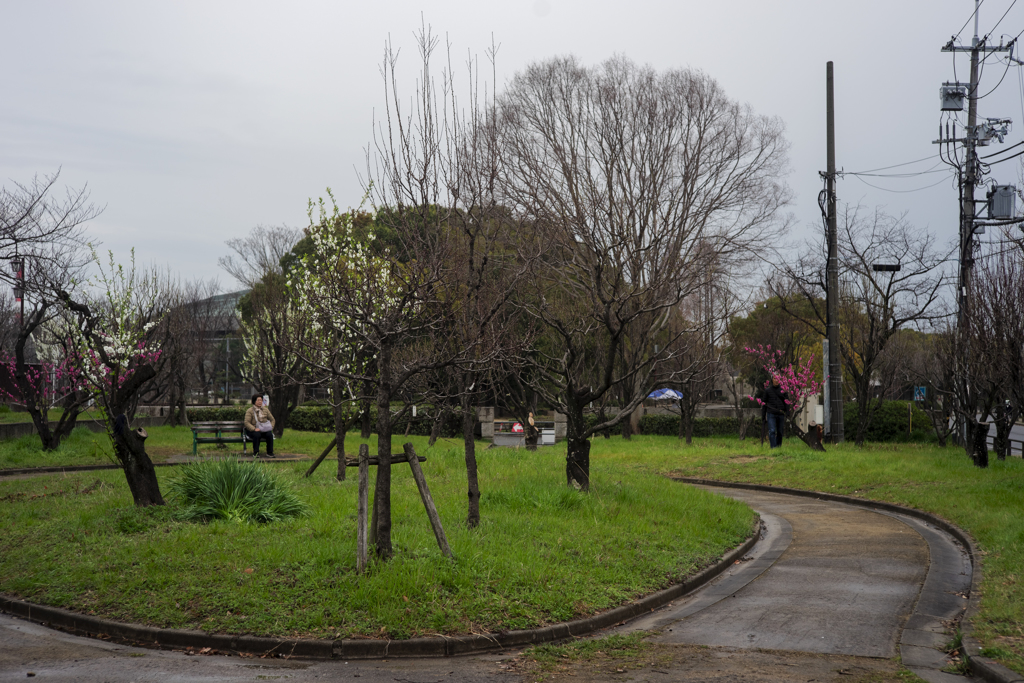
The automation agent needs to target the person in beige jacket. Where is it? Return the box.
[244,394,276,457]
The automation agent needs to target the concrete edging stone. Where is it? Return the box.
[0,497,760,660]
[676,477,1021,683]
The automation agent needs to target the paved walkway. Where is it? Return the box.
[616,486,975,682]
[0,483,980,682]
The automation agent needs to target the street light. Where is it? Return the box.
[9,257,24,328]
[872,264,902,272]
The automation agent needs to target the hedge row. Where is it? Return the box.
[188,402,936,443]
[186,405,464,437]
[843,400,934,442]
[583,413,742,437]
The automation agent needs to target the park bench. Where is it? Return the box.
[191,421,245,455]
[190,421,281,456]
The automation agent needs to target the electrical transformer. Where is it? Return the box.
[988,185,1017,220]
[940,85,966,111]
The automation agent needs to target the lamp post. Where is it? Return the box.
[10,257,24,328]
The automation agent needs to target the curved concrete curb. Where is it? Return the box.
[0,463,172,477]
[0,518,760,659]
[677,477,1022,683]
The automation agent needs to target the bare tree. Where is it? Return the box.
[0,171,99,274]
[219,225,308,434]
[494,55,791,489]
[0,171,99,447]
[218,225,303,289]
[773,205,950,446]
[961,235,1024,462]
[147,276,228,426]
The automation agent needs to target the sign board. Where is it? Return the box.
[914,386,926,402]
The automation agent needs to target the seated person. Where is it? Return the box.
[244,394,276,457]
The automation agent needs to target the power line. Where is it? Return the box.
[954,0,986,42]
[850,174,954,193]
[988,0,1017,36]
[841,154,938,175]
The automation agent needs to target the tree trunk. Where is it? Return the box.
[111,418,165,506]
[462,394,480,528]
[270,383,303,438]
[620,414,632,440]
[360,380,373,439]
[373,351,393,559]
[334,377,348,481]
[599,405,610,439]
[971,420,990,468]
[428,406,447,446]
[785,414,826,452]
[564,397,590,491]
[993,403,1010,461]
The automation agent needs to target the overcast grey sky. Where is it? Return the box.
[3,0,1022,287]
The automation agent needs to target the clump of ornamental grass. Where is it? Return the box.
[167,458,309,523]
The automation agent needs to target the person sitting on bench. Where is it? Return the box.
[244,394,276,457]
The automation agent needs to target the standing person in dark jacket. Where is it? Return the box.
[759,375,789,448]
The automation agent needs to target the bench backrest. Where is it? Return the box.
[192,421,244,433]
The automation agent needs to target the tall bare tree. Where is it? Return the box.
[961,234,1024,462]
[773,205,950,446]
[220,225,308,434]
[494,55,791,489]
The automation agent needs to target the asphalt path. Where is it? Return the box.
[0,484,978,683]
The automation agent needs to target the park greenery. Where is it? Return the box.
[1,429,1024,674]
[4,30,1024,678]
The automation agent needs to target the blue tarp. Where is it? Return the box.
[648,388,683,400]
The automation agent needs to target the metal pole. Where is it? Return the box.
[826,61,844,443]
[225,336,230,404]
[957,2,981,449]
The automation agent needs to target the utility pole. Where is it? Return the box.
[825,61,843,444]
[938,1,1013,449]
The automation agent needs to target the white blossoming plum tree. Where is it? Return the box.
[61,250,168,506]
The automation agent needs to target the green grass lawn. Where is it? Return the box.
[2,426,1024,675]
[0,432,753,641]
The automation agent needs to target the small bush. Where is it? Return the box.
[166,458,310,524]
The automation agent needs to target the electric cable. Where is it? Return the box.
[842,163,949,178]
[953,0,986,44]
[841,154,939,174]
[850,174,954,193]
[980,139,1024,157]
[988,0,1017,37]
[978,145,1024,165]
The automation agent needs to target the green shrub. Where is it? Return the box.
[843,400,933,442]
[584,413,740,437]
[283,404,464,436]
[186,406,246,422]
[166,458,310,524]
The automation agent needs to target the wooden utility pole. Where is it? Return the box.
[825,61,844,444]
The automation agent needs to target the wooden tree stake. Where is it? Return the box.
[356,443,369,574]
[404,442,454,559]
[304,437,337,478]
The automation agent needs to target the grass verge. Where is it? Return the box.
[0,434,753,640]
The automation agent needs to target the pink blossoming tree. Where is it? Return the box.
[746,344,825,451]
